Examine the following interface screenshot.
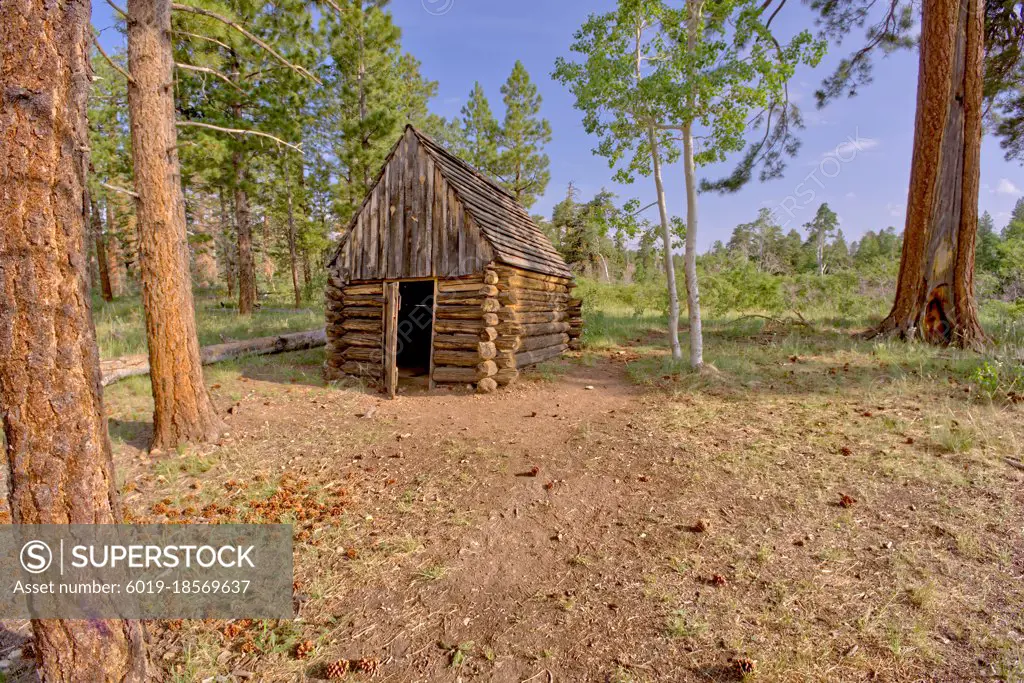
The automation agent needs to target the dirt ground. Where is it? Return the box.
[2,328,1023,682]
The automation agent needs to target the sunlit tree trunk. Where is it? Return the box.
[648,127,683,361]
[875,0,985,348]
[127,0,223,450]
[681,120,704,368]
[0,0,149,677]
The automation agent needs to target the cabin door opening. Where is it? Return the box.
[395,280,435,378]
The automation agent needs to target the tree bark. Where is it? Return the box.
[874,0,986,348]
[286,180,302,307]
[127,0,223,450]
[681,121,704,368]
[647,127,684,361]
[93,197,114,301]
[218,189,236,298]
[0,0,149,678]
[233,146,256,314]
[105,198,127,297]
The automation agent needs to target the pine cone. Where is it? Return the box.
[295,640,315,660]
[326,659,350,680]
[731,657,756,674]
[354,658,381,675]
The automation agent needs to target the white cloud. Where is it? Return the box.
[885,202,905,218]
[822,135,880,160]
[995,178,1021,195]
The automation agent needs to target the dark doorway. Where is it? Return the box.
[396,280,434,376]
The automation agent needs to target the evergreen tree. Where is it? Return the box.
[804,203,839,275]
[496,60,552,208]
[976,210,1001,273]
[459,82,501,177]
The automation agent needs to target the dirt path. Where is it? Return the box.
[4,341,1023,682]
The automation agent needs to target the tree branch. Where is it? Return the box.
[175,62,244,92]
[175,120,303,153]
[101,181,139,199]
[91,30,134,84]
[170,3,322,86]
[173,30,231,51]
[318,0,346,16]
[104,0,127,19]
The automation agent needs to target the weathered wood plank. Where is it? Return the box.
[389,138,405,279]
[384,281,399,398]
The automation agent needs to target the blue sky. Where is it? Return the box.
[93,0,1024,251]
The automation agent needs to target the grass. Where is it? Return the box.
[93,290,323,360]
[77,280,1024,682]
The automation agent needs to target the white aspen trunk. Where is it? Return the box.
[681,0,704,369]
[681,122,704,368]
[817,231,825,276]
[648,127,683,361]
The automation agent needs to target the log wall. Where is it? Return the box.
[430,270,500,393]
[324,275,383,382]
[324,262,583,393]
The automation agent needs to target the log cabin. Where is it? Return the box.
[324,125,583,396]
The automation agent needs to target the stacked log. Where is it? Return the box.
[324,275,383,381]
[567,296,584,350]
[490,264,578,385]
[431,273,499,393]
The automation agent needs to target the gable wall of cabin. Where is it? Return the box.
[334,129,494,282]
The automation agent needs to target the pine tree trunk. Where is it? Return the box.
[875,0,986,348]
[681,121,704,368]
[127,0,223,450]
[0,0,149,677]
[286,182,302,307]
[233,147,256,315]
[93,197,114,301]
[218,189,235,298]
[105,198,127,297]
[647,127,683,361]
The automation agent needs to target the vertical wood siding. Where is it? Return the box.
[339,128,494,281]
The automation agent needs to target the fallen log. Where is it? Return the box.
[100,328,327,386]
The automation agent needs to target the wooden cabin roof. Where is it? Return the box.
[329,125,571,280]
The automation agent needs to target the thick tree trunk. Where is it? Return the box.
[286,182,302,307]
[647,127,683,361]
[233,147,256,315]
[127,0,223,450]
[875,0,986,348]
[0,0,149,678]
[92,197,114,301]
[105,198,127,297]
[681,121,704,368]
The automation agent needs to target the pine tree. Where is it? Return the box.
[496,61,552,208]
[1,0,150,676]
[320,0,437,223]
[459,82,501,176]
[975,210,1001,273]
